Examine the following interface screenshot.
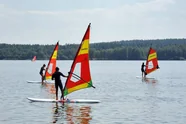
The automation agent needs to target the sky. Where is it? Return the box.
[0,0,185,45]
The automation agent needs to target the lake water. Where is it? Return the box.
[0,60,186,124]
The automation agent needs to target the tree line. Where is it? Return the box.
[0,38,186,60]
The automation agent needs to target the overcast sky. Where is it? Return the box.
[0,0,185,44]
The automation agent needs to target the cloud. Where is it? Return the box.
[0,4,25,17]
[0,0,176,22]
[27,0,175,15]
[135,0,175,12]
[0,0,185,44]
[27,11,61,15]
[25,0,176,26]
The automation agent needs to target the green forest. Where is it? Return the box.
[0,38,186,60]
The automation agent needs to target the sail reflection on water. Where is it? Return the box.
[44,83,56,94]
[52,103,92,124]
[142,78,158,84]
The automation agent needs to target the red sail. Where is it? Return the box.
[145,48,159,75]
[44,42,59,80]
[64,23,93,96]
[31,56,36,61]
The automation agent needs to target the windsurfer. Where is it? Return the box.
[39,64,46,84]
[52,67,68,100]
[141,62,146,78]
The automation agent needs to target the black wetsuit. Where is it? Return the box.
[52,71,66,98]
[39,66,45,76]
[141,64,145,73]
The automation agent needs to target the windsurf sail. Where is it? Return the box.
[64,23,95,96]
[145,47,159,75]
[44,42,59,80]
[32,56,36,61]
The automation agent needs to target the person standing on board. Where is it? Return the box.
[39,64,46,84]
[141,62,146,78]
[52,67,68,100]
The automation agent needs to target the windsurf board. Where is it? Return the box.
[27,80,54,84]
[27,97,100,103]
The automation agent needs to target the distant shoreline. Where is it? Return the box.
[1,39,186,60]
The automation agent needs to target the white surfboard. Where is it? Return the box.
[136,76,142,79]
[27,97,100,103]
[136,76,155,79]
[27,81,41,83]
[27,80,54,84]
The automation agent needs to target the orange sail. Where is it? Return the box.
[145,47,159,75]
[31,56,36,61]
[64,23,95,96]
[44,42,59,80]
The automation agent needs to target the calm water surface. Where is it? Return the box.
[0,60,186,124]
